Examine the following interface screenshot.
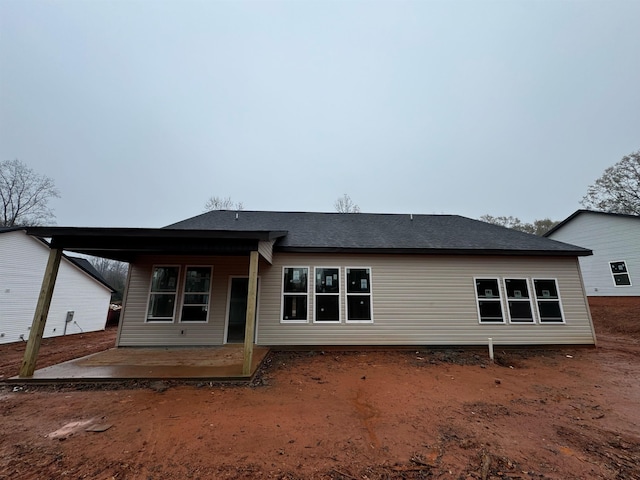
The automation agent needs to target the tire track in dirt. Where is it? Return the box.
[351,388,381,449]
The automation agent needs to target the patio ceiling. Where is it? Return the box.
[24,227,288,262]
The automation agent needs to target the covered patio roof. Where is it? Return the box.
[24,226,288,262]
[17,227,279,378]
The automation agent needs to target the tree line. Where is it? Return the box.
[2,149,639,297]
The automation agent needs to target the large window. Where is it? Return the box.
[346,267,372,322]
[181,266,212,322]
[503,278,534,323]
[533,279,564,323]
[610,261,632,287]
[282,267,309,322]
[474,278,504,323]
[147,266,180,322]
[314,267,340,322]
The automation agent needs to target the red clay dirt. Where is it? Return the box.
[1,298,639,479]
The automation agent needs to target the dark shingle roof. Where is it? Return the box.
[166,210,591,256]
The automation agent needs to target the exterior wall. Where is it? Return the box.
[258,240,275,264]
[118,252,595,347]
[0,231,112,344]
[117,255,252,346]
[547,213,640,296]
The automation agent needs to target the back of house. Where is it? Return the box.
[110,211,597,347]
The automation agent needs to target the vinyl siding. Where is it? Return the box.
[258,240,275,264]
[547,213,640,296]
[117,255,253,346]
[0,231,112,344]
[118,252,595,347]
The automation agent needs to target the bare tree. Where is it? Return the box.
[204,196,244,211]
[480,215,558,236]
[581,149,640,215]
[89,256,129,302]
[0,159,60,226]
[334,194,360,213]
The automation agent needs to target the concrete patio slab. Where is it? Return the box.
[5,345,270,383]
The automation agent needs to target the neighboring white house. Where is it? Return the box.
[545,210,640,297]
[0,228,114,344]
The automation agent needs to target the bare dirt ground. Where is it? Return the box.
[1,299,639,480]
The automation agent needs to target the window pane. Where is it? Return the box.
[347,295,371,320]
[283,295,307,320]
[181,305,208,322]
[151,267,179,292]
[508,301,533,322]
[538,301,563,322]
[534,279,558,299]
[614,273,631,286]
[183,294,209,305]
[347,268,370,293]
[476,279,500,298]
[185,267,211,292]
[284,268,308,293]
[316,268,339,293]
[610,261,627,273]
[505,279,529,299]
[148,294,175,319]
[316,295,339,322]
[478,300,503,321]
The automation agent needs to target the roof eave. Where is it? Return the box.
[276,246,593,257]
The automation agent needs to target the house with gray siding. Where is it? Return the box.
[545,210,640,297]
[0,228,114,344]
[22,211,597,355]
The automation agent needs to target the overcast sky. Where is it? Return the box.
[1,0,638,228]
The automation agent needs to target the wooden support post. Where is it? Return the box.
[19,248,63,377]
[242,250,259,376]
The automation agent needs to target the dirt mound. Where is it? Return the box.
[589,297,640,338]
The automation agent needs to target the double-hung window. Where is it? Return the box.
[503,278,534,323]
[610,261,632,287]
[533,279,564,323]
[474,278,504,323]
[147,266,180,322]
[314,267,340,322]
[346,267,373,322]
[181,266,212,322]
[282,267,309,322]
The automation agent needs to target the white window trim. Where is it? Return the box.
[532,278,566,324]
[146,265,181,323]
[313,266,342,323]
[281,266,310,323]
[345,266,374,324]
[179,265,213,323]
[609,260,633,287]
[503,278,536,324]
[474,277,506,324]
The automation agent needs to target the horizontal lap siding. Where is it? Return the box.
[547,214,640,296]
[117,255,251,346]
[256,253,595,346]
[117,253,595,347]
[0,231,111,344]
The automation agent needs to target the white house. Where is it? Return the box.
[545,210,640,297]
[0,228,114,344]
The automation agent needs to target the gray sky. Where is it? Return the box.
[1,0,638,228]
